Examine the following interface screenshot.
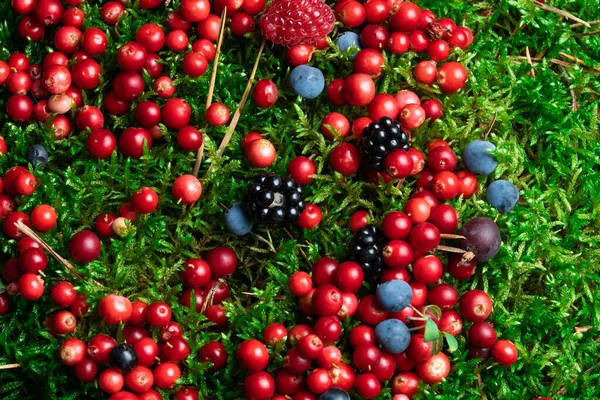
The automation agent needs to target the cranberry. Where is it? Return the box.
[349,325,375,348]
[354,49,385,77]
[82,27,107,56]
[236,339,269,372]
[7,95,33,122]
[289,271,313,297]
[316,346,342,369]
[406,334,432,362]
[88,334,117,364]
[284,347,312,373]
[177,126,203,151]
[360,24,389,51]
[129,300,148,325]
[205,246,237,278]
[113,71,145,102]
[355,373,381,399]
[372,352,396,382]
[133,338,158,367]
[327,78,346,106]
[312,257,339,286]
[394,352,416,372]
[104,91,131,115]
[153,362,181,389]
[408,222,440,252]
[491,340,518,366]
[428,283,458,309]
[198,341,228,370]
[403,198,431,224]
[415,352,450,384]
[447,253,476,280]
[455,169,478,198]
[298,334,324,359]
[165,30,189,52]
[244,371,275,400]
[252,79,278,108]
[329,143,361,176]
[388,32,410,54]
[144,54,164,78]
[146,302,171,327]
[412,255,443,284]
[358,294,389,325]
[382,239,413,269]
[231,11,255,36]
[334,261,364,292]
[437,62,468,93]
[408,281,428,308]
[53,310,77,334]
[99,295,132,324]
[438,310,462,336]
[460,290,493,322]
[119,127,152,159]
[297,203,322,230]
[245,138,276,168]
[288,156,317,185]
[313,316,342,344]
[389,2,421,32]
[182,52,208,78]
[307,368,332,394]
[163,336,190,362]
[344,73,376,107]
[59,338,87,366]
[75,359,97,382]
[87,129,117,159]
[349,210,371,232]
[468,322,497,348]
[70,294,91,317]
[68,230,101,263]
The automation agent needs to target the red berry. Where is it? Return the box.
[133,338,158,367]
[245,138,277,168]
[237,339,269,372]
[7,94,33,122]
[403,198,431,224]
[129,300,148,326]
[382,239,413,269]
[59,338,87,366]
[119,127,152,159]
[165,30,189,52]
[321,112,350,139]
[206,103,230,126]
[146,302,171,327]
[288,156,317,185]
[384,149,414,179]
[356,373,381,399]
[415,352,450,383]
[205,246,237,278]
[409,30,429,52]
[427,40,450,61]
[399,104,426,129]
[406,334,432,362]
[491,340,518,366]
[312,257,339,286]
[263,323,288,345]
[335,0,366,28]
[286,44,314,66]
[298,334,324,359]
[353,344,381,372]
[152,362,181,389]
[349,325,375,348]
[297,203,322,230]
[408,222,440,252]
[98,295,132,324]
[349,210,371,232]
[438,310,462,336]
[329,143,361,176]
[87,129,117,159]
[409,280,428,308]
[313,316,342,344]
[389,2,421,32]
[231,11,255,36]
[53,310,78,334]
[70,294,91,317]
[412,255,443,284]
[252,79,279,108]
[414,60,437,85]
[431,171,460,200]
[75,359,98,382]
[163,336,190,362]
[360,24,389,51]
[327,78,346,106]
[334,261,364,292]
[428,283,458,309]
[68,230,101,264]
[354,49,385,77]
[317,345,342,369]
[460,290,493,322]
[468,322,497,348]
[180,0,210,22]
[344,73,376,107]
[437,62,468,93]
[173,387,199,400]
[136,23,164,53]
[422,99,444,120]
[18,273,44,300]
[455,170,478,198]
[131,187,158,214]
[307,368,332,394]
[447,253,476,280]
[198,341,229,370]
[428,204,458,233]
[357,294,389,325]
[260,0,335,45]
[172,175,202,205]
[244,371,275,400]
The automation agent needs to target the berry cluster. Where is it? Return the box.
[244,174,306,225]
[348,224,387,278]
[57,294,196,397]
[359,117,410,172]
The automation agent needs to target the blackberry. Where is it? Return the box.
[348,224,387,278]
[359,117,410,171]
[243,174,306,226]
[109,343,138,372]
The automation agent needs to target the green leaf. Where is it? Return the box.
[443,332,459,353]
[424,318,441,342]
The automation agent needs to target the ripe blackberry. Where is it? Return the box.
[348,224,387,278]
[359,117,410,171]
[244,174,306,226]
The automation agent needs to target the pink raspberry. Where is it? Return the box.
[260,0,335,46]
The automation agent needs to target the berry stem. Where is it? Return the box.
[201,278,227,313]
[406,316,428,322]
[438,233,466,240]
[408,326,426,332]
[206,37,267,176]
[0,363,20,370]
[409,305,428,318]
[192,7,228,178]
[14,221,104,287]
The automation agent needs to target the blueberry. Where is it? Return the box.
[486,180,519,213]
[375,319,411,354]
[27,144,49,167]
[462,140,498,175]
[319,388,351,400]
[335,31,362,60]
[109,343,138,372]
[224,202,254,236]
[376,280,412,312]
[289,65,325,100]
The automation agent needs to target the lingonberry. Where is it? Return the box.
[335,0,366,28]
[18,273,45,300]
[252,79,278,108]
[198,341,228,370]
[19,247,48,274]
[382,240,413,269]
[353,344,381,372]
[75,359,98,382]
[146,302,171,327]
[406,334,432,362]
[313,316,342,344]
[447,253,476,280]
[414,60,438,85]
[328,362,356,392]
[177,126,203,152]
[412,255,443,284]
[372,352,396,382]
[427,40,451,61]
[132,337,158,368]
[389,1,421,32]
[343,73,376,106]
[244,371,275,400]
[70,294,91,318]
[428,204,458,233]
[329,143,361,176]
[312,257,339,286]
[288,156,317,186]
[123,325,149,345]
[53,310,77,334]
[7,95,33,122]
[245,138,276,168]
[338,292,359,319]
[399,104,426,129]
[409,30,430,52]
[327,78,346,106]
[468,345,491,361]
[124,366,154,393]
[437,62,468,93]
[206,103,230,126]
[230,11,255,36]
[411,189,439,209]
[59,338,87,367]
[288,324,313,347]
[438,310,463,336]
[355,373,381,399]
[468,322,497,348]
[307,368,332,394]
[460,290,493,322]
[152,362,181,389]
[389,306,414,324]
[99,295,132,324]
[415,352,450,384]
[286,44,314,66]
[357,295,389,325]
[237,339,269,372]
[205,246,237,278]
[88,334,118,365]
[408,222,440,252]
[428,146,457,172]
[298,334,324,359]
[98,368,124,394]
[388,32,410,54]
[163,336,190,361]
[297,203,322,230]
[491,340,518,366]
[288,271,312,297]
[204,279,230,303]
[263,323,287,345]
[381,211,412,240]
[365,0,390,23]
[384,149,414,179]
[50,281,76,307]
[317,346,342,369]
[334,261,364,292]
[321,112,350,139]
[408,281,428,308]
[95,213,116,238]
[419,9,437,29]
[354,49,385,77]
[428,283,459,309]
[349,210,371,233]
[360,24,389,51]
[422,98,444,120]
[172,175,202,205]
[125,300,147,326]
[284,347,312,374]
[455,169,478,198]
[404,198,431,223]
[159,321,182,342]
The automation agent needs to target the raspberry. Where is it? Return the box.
[260,0,335,46]
[244,174,306,225]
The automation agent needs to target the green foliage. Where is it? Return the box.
[1,0,600,399]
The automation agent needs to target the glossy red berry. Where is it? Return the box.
[50,281,76,307]
[329,143,361,176]
[131,187,159,214]
[412,255,443,284]
[237,339,269,372]
[75,359,98,382]
[245,138,277,168]
[428,283,458,309]
[460,290,493,322]
[252,79,278,108]
[437,62,468,93]
[153,362,181,389]
[99,295,132,324]
[198,341,229,371]
[491,340,518,366]
[172,175,202,205]
[428,204,458,233]
[59,338,87,367]
[415,352,450,384]
[244,371,275,400]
